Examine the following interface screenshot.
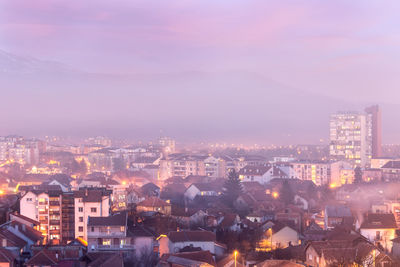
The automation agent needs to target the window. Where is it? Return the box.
[79,217,83,222]
[78,226,84,232]
[91,208,97,213]
[91,227,94,232]
[120,226,125,232]
[26,198,33,202]
[78,207,83,212]
[102,239,111,245]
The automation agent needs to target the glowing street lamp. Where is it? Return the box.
[234,250,238,267]
[272,192,279,199]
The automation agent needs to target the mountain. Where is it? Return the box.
[0,50,395,144]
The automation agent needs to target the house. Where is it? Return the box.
[305,239,387,267]
[74,189,111,241]
[84,252,124,267]
[137,197,171,215]
[238,165,288,185]
[324,205,353,230]
[356,212,397,252]
[159,250,216,267]
[140,182,160,197]
[87,212,133,251]
[257,221,300,251]
[184,183,222,201]
[0,228,27,257]
[0,248,17,267]
[218,213,241,231]
[158,230,224,258]
[24,249,59,267]
[127,224,157,257]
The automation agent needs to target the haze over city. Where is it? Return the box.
[1,0,400,144]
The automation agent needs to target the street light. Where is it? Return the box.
[234,250,238,267]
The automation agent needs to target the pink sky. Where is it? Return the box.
[0,0,400,142]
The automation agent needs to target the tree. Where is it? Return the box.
[79,160,87,176]
[279,180,294,205]
[353,166,363,184]
[222,170,243,207]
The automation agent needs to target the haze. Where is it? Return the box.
[1,0,400,144]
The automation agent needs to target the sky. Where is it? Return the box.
[0,0,400,143]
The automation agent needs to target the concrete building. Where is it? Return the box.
[329,111,373,167]
[74,189,111,241]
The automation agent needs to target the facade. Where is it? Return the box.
[329,111,372,167]
[158,231,219,257]
[87,212,133,251]
[74,189,111,241]
[238,165,288,185]
[365,105,382,158]
[356,213,397,252]
[20,189,70,244]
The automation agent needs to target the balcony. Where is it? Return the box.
[95,244,135,250]
[49,229,60,235]
[39,210,48,215]
[39,219,48,224]
[49,220,60,225]
[38,201,48,205]
[49,211,60,215]
[49,201,60,206]
[88,231,125,238]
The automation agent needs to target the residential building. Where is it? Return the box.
[74,189,111,241]
[356,213,397,252]
[238,165,288,185]
[329,111,373,167]
[136,197,171,215]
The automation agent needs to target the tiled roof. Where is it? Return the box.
[10,212,40,225]
[360,213,397,229]
[25,250,58,266]
[167,230,216,243]
[0,248,16,263]
[10,221,43,242]
[137,197,170,207]
[74,189,110,202]
[325,205,352,218]
[0,228,27,248]
[238,165,272,176]
[381,161,400,169]
[88,212,127,227]
[88,253,124,267]
[162,251,216,266]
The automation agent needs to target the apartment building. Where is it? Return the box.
[20,187,74,245]
[329,107,381,167]
[74,189,111,241]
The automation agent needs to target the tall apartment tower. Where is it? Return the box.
[329,112,371,167]
[365,105,382,158]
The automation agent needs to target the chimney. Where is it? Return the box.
[85,188,88,197]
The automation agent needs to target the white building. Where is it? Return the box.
[238,165,288,185]
[158,230,224,257]
[330,112,372,167]
[74,189,111,241]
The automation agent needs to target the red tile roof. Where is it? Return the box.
[25,250,58,266]
[360,213,397,229]
[137,197,170,207]
[0,248,16,263]
[167,230,216,243]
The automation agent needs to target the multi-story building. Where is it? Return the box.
[329,111,372,167]
[159,154,208,180]
[20,188,74,245]
[365,105,382,158]
[74,188,111,241]
[291,160,352,186]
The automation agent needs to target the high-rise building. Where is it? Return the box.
[365,105,382,158]
[329,112,371,167]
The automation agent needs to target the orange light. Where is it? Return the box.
[330,183,336,189]
[272,192,279,199]
[122,181,127,185]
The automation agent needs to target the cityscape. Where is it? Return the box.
[1,1,400,267]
